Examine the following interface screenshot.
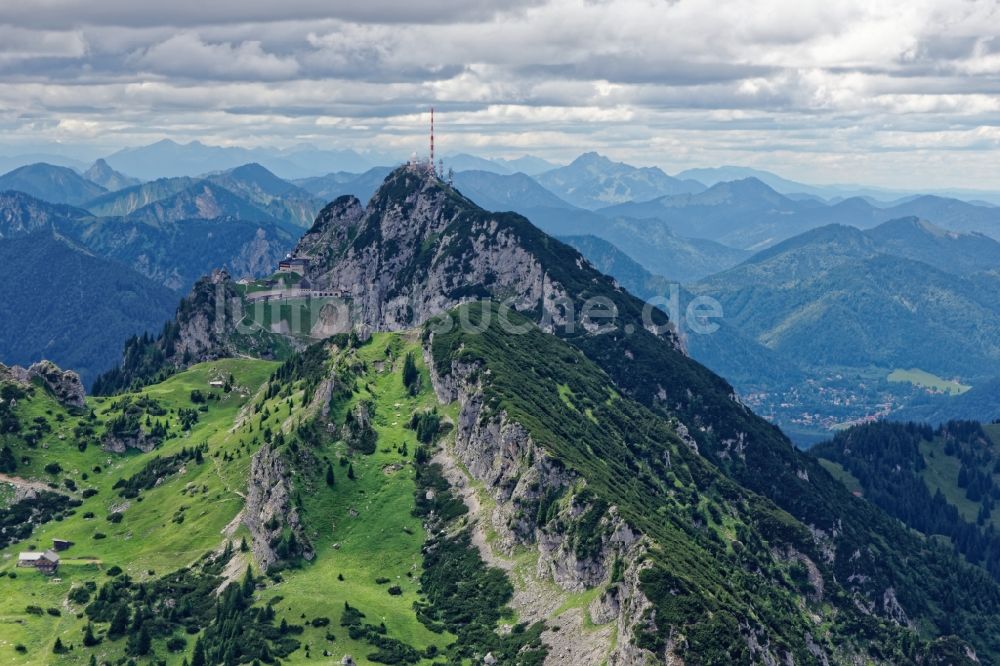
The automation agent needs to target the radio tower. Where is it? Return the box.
[429,107,436,175]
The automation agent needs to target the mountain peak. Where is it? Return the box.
[872,215,949,237]
[0,161,107,205]
[711,176,778,196]
[367,162,456,209]
[570,151,614,167]
[83,158,141,192]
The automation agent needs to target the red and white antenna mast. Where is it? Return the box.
[429,107,435,174]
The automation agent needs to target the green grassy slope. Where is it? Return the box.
[0,359,275,663]
[269,333,451,663]
[0,333,514,665]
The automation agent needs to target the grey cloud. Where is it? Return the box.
[129,33,300,80]
[523,58,778,86]
[0,0,543,29]
[0,0,999,191]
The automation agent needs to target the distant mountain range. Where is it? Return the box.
[103,139,377,180]
[442,152,557,175]
[602,177,1000,249]
[692,220,1000,380]
[0,189,297,291]
[676,165,1000,206]
[450,169,749,282]
[559,234,804,390]
[2,161,324,229]
[81,158,141,192]
[293,167,394,203]
[0,163,107,205]
[535,152,704,209]
[452,169,574,210]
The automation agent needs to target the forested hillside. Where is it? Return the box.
[0,231,177,386]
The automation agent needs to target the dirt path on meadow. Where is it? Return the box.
[0,473,73,498]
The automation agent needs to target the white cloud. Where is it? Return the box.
[130,33,299,80]
[0,0,999,188]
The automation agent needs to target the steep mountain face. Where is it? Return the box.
[91,269,286,395]
[81,159,142,192]
[0,163,107,206]
[425,301,947,664]
[0,359,86,410]
[0,231,177,387]
[300,168,1000,658]
[535,152,704,209]
[693,224,1000,379]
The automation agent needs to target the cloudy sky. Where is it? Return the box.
[2,0,1000,188]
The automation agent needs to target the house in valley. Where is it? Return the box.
[17,550,60,574]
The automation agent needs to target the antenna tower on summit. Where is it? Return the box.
[429,107,436,174]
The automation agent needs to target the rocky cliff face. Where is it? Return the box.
[100,431,160,454]
[243,442,314,570]
[0,191,87,239]
[4,360,86,409]
[294,166,655,346]
[93,268,290,395]
[427,344,658,664]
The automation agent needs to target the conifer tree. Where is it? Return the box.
[242,566,255,598]
[83,621,100,647]
[191,637,206,666]
[109,604,129,638]
[402,353,419,393]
